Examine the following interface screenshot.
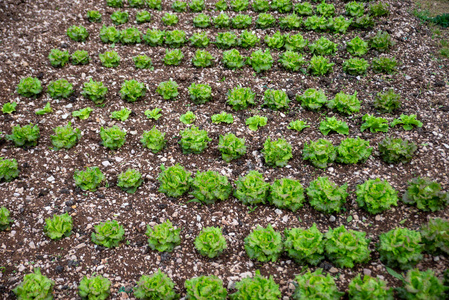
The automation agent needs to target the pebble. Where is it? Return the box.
[329,267,338,273]
[363,269,372,276]
[329,215,336,222]
[47,176,55,182]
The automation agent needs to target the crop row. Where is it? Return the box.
[99,0,390,19]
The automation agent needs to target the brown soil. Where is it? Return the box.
[0,0,448,299]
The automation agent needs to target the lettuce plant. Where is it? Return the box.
[107,0,123,7]
[180,111,196,124]
[352,15,375,29]
[188,83,212,104]
[71,50,90,65]
[48,49,69,67]
[86,10,102,22]
[74,166,105,191]
[110,11,129,25]
[141,126,166,153]
[325,225,370,268]
[256,13,276,28]
[343,58,370,75]
[211,112,233,124]
[117,168,143,193]
[120,79,145,102]
[391,114,423,130]
[309,37,337,56]
[164,30,186,48]
[360,114,389,133]
[369,2,390,17]
[269,178,304,212]
[192,50,214,68]
[227,86,255,110]
[279,13,301,30]
[172,0,187,12]
[262,137,292,167]
[292,269,343,300]
[246,115,267,131]
[157,79,179,100]
[307,176,348,213]
[288,120,310,132]
[230,0,249,11]
[215,32,238,49]
[147,0,162,10]
[146,220,181,252]
[347,36,369,56]
[44,213,73,240]
[193,13,211,28]
[303,139,336,169]
[263,89,290,110]
[222,49,245,69]
[245,224,283,262]
[190,32,210,48]
[67,25,89,41]
[265,31,284,49]
[248,49,273,73]
[164,49,184,66]
[99,50,120,67]
[72,107,93,120]
[372,57,397,74]
[190,170,232,204]
[162,13,179,26]
[158,164,192,197]
[0,206,13,230]
[319,116,349,135]
[303,15,328,31]
[356,178,398,214]
[0,157,19,182]
[91,220,125,248]
[331,16,352,33]
[402,177,449,212]
[232,14,252,29]
[378,137,417,164]
[134,270,178,300]
[294,2,313,15]
[79,275,111,300]
[279,51,306,72]
[120,27,141,44]
[195,226,227,258]
[420,218,449,255]
[309,55,334,75]
[370,31,394,52]
[284,33,308,51]
[230,270,280,300]
[13,269,54,300]
[185,276,227,300]
[218,133,246,162]
[378,227,423,270]
[189,0,205,12]
[346,1,364,17]
[35,102,52,116]
[99,25,120,43]
[317,1,335,16]
[327,91,361,115]
[7,124,40,147]
[284,223,325,265]
[133,55,153,69]
[238,30,259,48]
[136,11,152,23]
[234,170,270,205]
[100,125,126,150]
[179,126,211,154]
[142,29,165,46]
[374,89,401,113]
[296,88,327,110]
[145,108,162,120]
[336,137,372,164]
[81,78,108,105]
[348,274,393,300]
[397,269,448,299]
[47,78,73,99]
[252,0,269,12]
[271,0,292,13]
[215,0,228,10]
[17,77,42,98]
[51,122,81,150]
[214,12,230,27]
[2,102,17,114]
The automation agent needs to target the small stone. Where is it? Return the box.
[405,75,412,80]
[29,241,36,249]
[102,161,111,167]
[363,269,372,276]
[329,215,336,222]
[47,176,55,182]
[55,265,64,274]
[120,292,129,299]
[329,267,338,273]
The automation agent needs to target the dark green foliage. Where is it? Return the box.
[117,168,143,193]
[86,10,102,22]
[100,125,126,150]
[284,33,308,51]
[215,0,228,11]
[172,0,187,12]
[17,77,42,98]
[74,166,105,192]
[378,137,417,164]
[190,170,232,204]
[317,1,335,16]
[189,0,205,12]
[269,178,304,212]
[343,58,370,75]
[346,1,364,17]
[372,57,397,74]
[263,89,290,110]
[279,51,306,72]
[179,125,211,154]
[0,206,13,230]
[231,14,252,29]
[327,91,361,115]
[347,36,369,56]
[294,2,313,15]
[303,139,336,169]
[306,177,348,214]
[189,32,209,48]
[234,170,269,205]
[215,31,237,49]
[6,124,40,147]
[194,226,228,258]
[133,55,153,69]
[279,13,301,30]
[265,31,284,49]
[396,269,448,299]
[44,213,73,240]
[309,55,334,75]
[292,269,343,300]
[188,83,212,104]
[244,224,283,262]
[162,13,179,26]
[47,78,74,99]
[164,49,184,65]
[0,157,19,182]
[374,89,401,113]
[158,164,192,197]
[147,0,162,10]
[248,49,273,73]
[227,86,255,110]
[369,2,390,17]
[91,220,125,248]
[48,49,69,67]
[192,49,213,67]
[51,122,81,150]
[420,218,449,255]
[214,13,230,28]
[157,80,179,100]
[256,13,276,28]
[67,25,89,41]
[284,223,325,265]
[120,27,141,44]
[360,114,389,133]
[356,178,398,214]
[218,133,246,162]
[230,0,249,11]
[99,50,120,67]
[402,177,449,212]
[309,37,337,56]
[107,0,123,7]
[141,126,166,153]
[71,50,90,65]
[252,0,269,12]
[120,79,146,102]
[370,31,394,52]
[336,137,372,164]
[238,30,259,48]
[296,88,327,110]
[99,25,120,43]
[352,15,375,29]
[271,0,292,13]
[348,275,393,300]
